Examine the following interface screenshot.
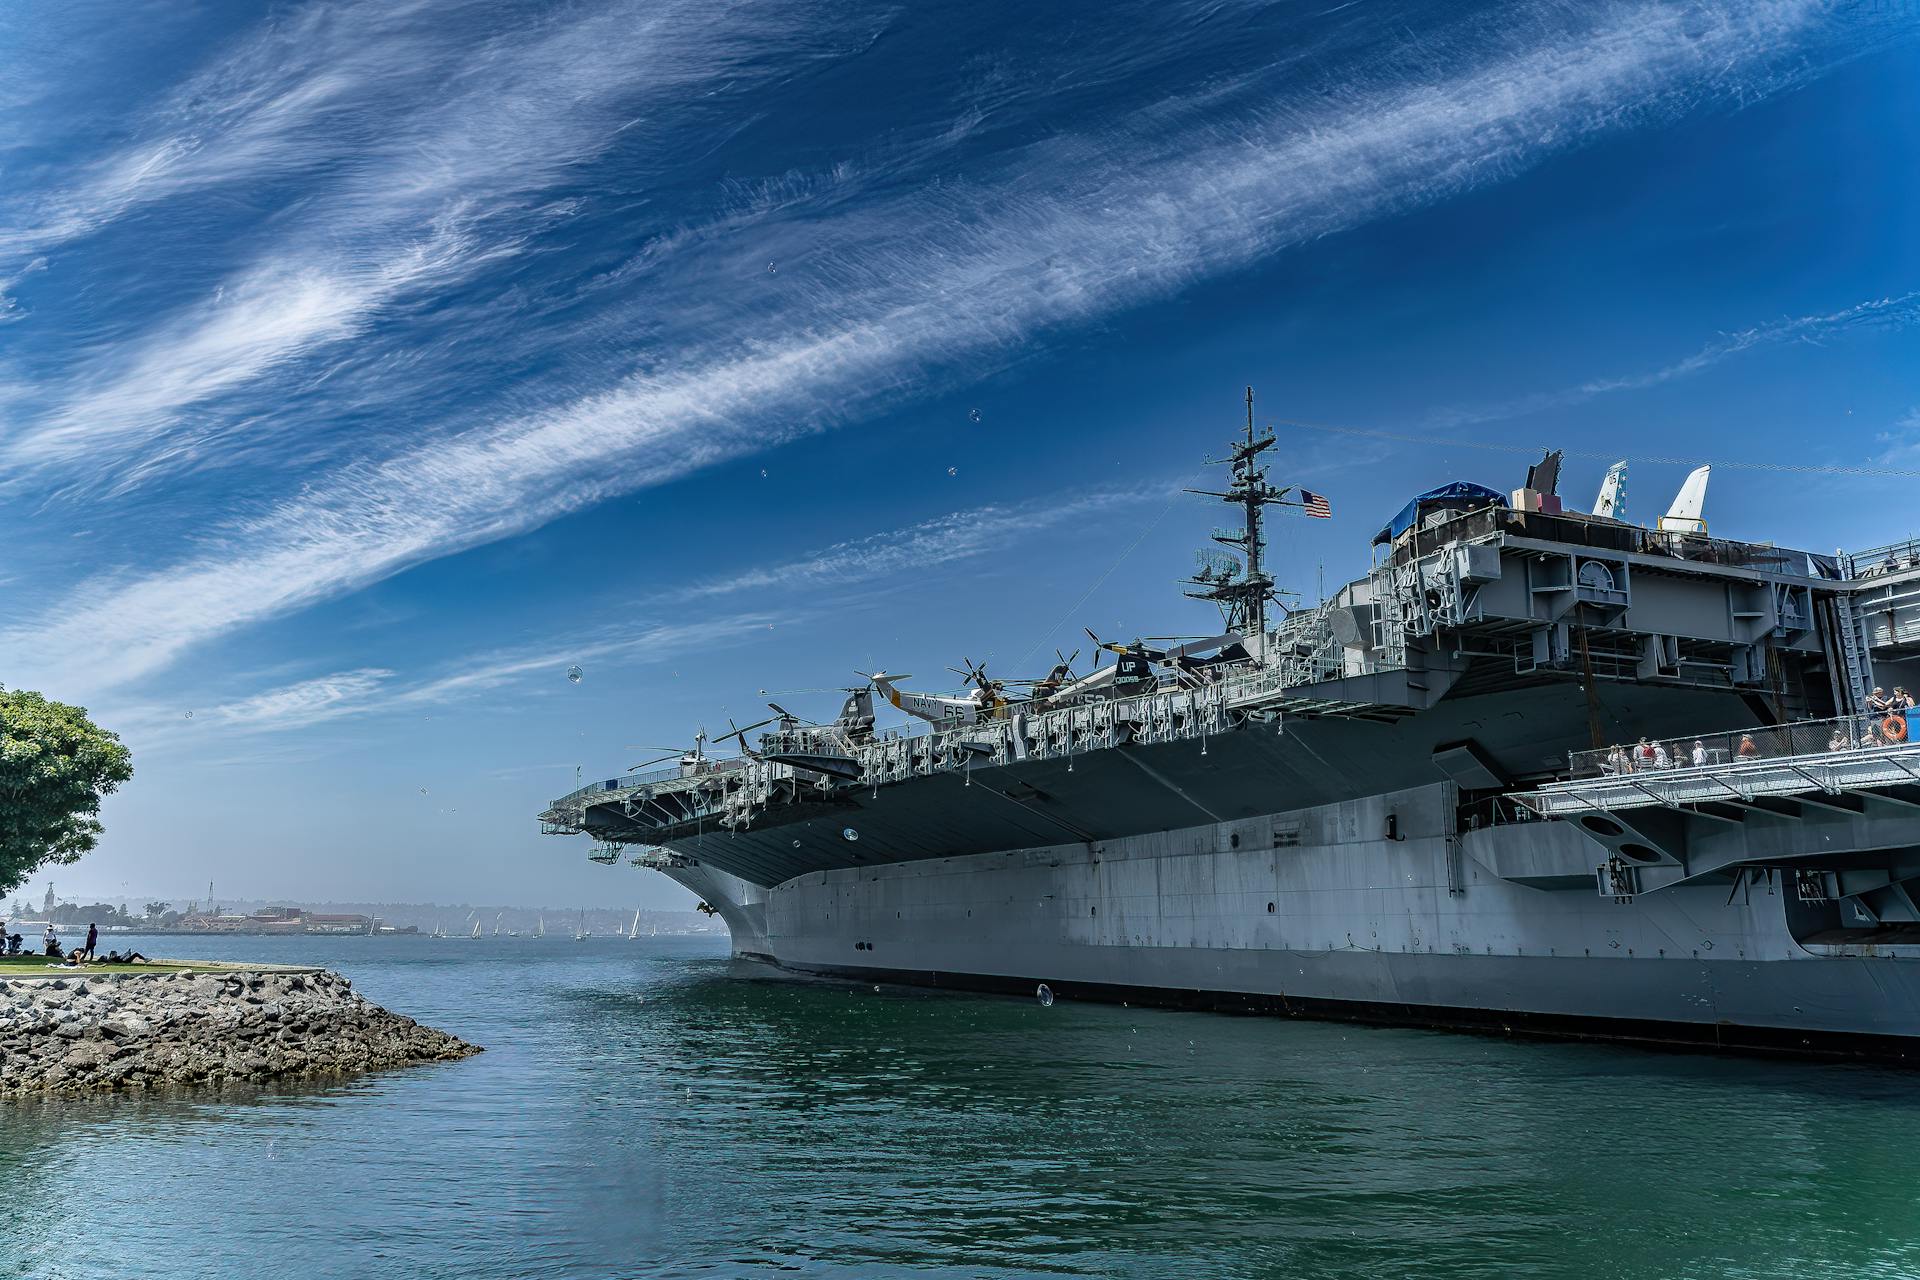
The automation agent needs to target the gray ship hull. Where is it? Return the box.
[548,478,1920,1061]
[666,780,1920,1059]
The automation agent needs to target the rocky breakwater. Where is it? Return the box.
[0,968,479,1097]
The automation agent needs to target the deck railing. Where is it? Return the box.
[1568,711,1920,778]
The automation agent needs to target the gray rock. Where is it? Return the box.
[0,965,479,1098]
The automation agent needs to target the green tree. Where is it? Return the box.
[0,687,133,897]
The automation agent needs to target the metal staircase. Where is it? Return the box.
[1833,551,1875,713]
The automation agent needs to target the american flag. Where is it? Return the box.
[1300,489,1332,519]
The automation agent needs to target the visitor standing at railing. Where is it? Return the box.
[1653,742,1671,769]
[1896,687,1916,712]
[1868,687,1892,715]
[1691,740,1708,767]
[1738,734,1761,759]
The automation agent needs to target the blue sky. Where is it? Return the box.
[2,0,1916,909]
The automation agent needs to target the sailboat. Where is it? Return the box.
[536,916,544,939]
[573,910,588,941]
[430,921,445,939]
[470,920,482,940]
[629,909,641,941]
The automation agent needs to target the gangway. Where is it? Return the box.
[1522,744,1920,818]
[1521,716,1920,818]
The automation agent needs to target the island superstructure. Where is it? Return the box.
[542,392,1920,1058]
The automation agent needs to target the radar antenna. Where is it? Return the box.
[1183,386,1297,649]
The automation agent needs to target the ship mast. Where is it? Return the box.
[1185,387,1292,658]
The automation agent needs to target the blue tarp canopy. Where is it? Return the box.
[1372,482,1507,546]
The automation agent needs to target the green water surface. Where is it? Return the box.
[2,934,1915,1279]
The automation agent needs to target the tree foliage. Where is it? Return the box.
[0,686,133,897]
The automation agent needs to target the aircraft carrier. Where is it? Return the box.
[542,393,1920,1059]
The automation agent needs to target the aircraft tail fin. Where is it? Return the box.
[1657,465,1710,533]
[1593,460,1627,519]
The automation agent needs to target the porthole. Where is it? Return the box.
[1267,902,1276,914]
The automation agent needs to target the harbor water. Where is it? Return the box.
[4,933,1919,1278]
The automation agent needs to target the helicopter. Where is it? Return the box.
[710,695,871,783]
[1041,629,1246,702]
[862,666,1008,727]
[625,727,716,777]
[1007,649,1081,705]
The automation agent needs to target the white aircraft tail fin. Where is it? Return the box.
[1593,461,1627,519]
[1657,465,1710,533]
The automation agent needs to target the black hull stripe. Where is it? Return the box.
[756,960,1920,1064]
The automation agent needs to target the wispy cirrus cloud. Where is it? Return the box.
[177,667,395,736]
[99,482,1162,744]
[3,233,486,486]
[110,612,791,750]
[3,0,1892,697]
[1427,290,1920,429]
[0,1,437,271]
[676,484,1171,600]
[0,0,871,493]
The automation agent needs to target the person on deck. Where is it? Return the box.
[1895,688,1915,712]
[1691,740,1709,767]
[1737,734,1762,759]
[1634,738,1656,767]
[1653,742,1671,769]
[1868,687,1893,715]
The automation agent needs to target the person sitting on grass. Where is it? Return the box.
[42,925,60,958]
[5,933,20,956]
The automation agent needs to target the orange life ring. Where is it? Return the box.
[1884,715,1908,742]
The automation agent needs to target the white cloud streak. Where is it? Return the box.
[1427,290,1920,428]
[677,485,1170,600]
[95,482,1161,744]
[2,0,1872,696]
[194,668,395,735]
[0,0,859,491]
